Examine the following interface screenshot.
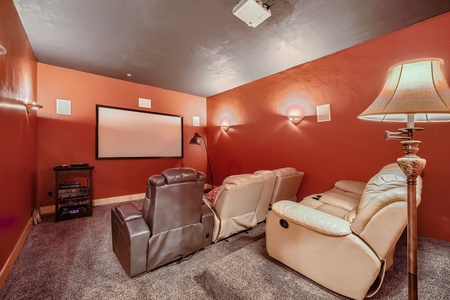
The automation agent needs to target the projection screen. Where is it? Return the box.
[96,105,183,159]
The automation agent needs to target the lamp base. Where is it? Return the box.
[408,273,418,300]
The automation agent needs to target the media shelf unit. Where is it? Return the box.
[53,165,94,222]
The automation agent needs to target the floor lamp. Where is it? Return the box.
[189,132,214,192]
[358,58,450,300]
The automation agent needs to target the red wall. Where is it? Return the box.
[0,0,38,271]
[207,13,450,242]
[37,64,207,204]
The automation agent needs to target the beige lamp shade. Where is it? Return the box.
[358,58,450,123]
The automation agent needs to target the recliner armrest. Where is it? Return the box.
[111,205,151,277]
[201,204,214,247]
[271,201,352,236]
[115,203,143,222]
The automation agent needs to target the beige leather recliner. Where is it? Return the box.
[254,167,304,223]
[270,167,305,205]
[254,170,276,223]
[266,163,422,299]
[203,173,265,242]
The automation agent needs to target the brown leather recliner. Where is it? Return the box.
[111,168,214,277]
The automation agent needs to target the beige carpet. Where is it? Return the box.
[0,201,449,299]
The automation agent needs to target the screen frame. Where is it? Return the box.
[95,105,184,160]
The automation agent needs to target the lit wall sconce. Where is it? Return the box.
[288,114,305,124]
[26,102,43,113]
[220,118,231,131]
[0,44,6,55]
[286,104,306,124]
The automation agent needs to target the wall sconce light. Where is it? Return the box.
[26,102,43,113]
[288,114,304,124]
[220,119,231,131]
[286,104,305,124]
[0,44,6,55]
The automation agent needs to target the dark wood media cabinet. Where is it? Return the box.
[53,165,94,222]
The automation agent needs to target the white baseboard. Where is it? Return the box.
[39,193,145,215]
[0,218,32,289]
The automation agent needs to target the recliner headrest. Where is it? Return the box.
[254,170,276,180]
[163,168,204,184]
[148,168,205,186]
[273,167,298,177]
[223,174,264,186]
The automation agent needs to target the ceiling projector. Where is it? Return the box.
[232,0,271,28]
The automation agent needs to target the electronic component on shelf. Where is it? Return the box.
[59,181,81,189]
[55,164,69,168]
[70,162,89,167]
[58,187,90,199]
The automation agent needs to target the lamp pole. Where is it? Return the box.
[199,135,214,192]
[190,132,214,192]
[397,140,426,300]
[385,127,425,300]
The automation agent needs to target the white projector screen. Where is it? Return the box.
[96,105,183,159]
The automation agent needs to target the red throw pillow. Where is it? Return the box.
[207,186,220,201]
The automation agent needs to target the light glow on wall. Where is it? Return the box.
[214,106,242,127]
[278,94,314,118]
[220,117,231,131]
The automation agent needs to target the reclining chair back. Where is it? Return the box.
[143,168,205,234]
[254,170,276,223]
[351,163,423,264]
[270,167,304,204]
[209,173,265,241]
[143,168,207,270]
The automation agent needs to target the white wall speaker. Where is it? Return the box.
[317,104,331,122]
[138,98,151,108]
[56,99,71,115]
[193,116,200,127]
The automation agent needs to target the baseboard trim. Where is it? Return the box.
[40,193,145,215]
[0,218,33,289]
[93,193,145,207]
[40,205,55,215]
